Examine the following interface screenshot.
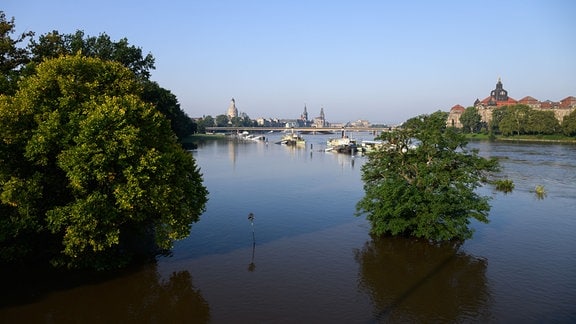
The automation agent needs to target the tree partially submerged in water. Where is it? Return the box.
[356,111,501,241]
[0,55,207,270]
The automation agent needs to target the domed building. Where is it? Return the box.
[447,78,575,128]
[227,98,238,119]
[474,77,517,108]
[446,104,466,128]
[473,78,517,124]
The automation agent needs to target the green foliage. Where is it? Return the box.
[533,185,547,200]
[489,107,506,134]
[228,115,254,127]
[562,109,576,136]
[194,115,216,134]
[141,81,196,140]
[25,28,196,142]
[498,105,530,136]
[28,30,155,79]
[494,104,561,136]
[524,109,559,135]
[202,115,215,128]
[1,17,196,142]
[215,114,229,127]
[0,11,34,94]
[459,106,482,133]
[356,111,501,241]
[493,179,514,193]
[0,55,207,270]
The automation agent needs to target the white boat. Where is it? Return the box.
[361,140,385,152]
[326,137,361,154]
[237,131,266,141]
[246,134,266,141]
[277,132,305,146]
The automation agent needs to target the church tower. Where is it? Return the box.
[313,107,326,127]
[490,77,509,102]
[301,105,308,121]
[226,98,238,118]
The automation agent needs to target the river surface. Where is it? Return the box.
[1,133,575,323]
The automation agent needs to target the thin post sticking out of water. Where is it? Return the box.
[248,212,255,243]
[248,212,256,272]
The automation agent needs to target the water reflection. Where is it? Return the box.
[0,264,210,323]
[248,212,257,272]
[247,242,257,272]
[5,138,573,321]
[355,236,492,323]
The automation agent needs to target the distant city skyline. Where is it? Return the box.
[4,1,575,124]
[223,77,576,125]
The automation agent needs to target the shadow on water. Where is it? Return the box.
[355,236,493,323]
[0,262,210,323]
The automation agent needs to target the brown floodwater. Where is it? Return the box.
[1,135,575,323]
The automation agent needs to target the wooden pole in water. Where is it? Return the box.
[248,212,255,242]
[247,212,256,271]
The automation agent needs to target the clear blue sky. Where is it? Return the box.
[4,0,576,124]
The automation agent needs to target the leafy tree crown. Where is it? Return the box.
[356,111,500,241]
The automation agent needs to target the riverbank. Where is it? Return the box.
[186,133,227,140]
[465,133,576,144]
[185,133,576,145]
[180,133,227,149]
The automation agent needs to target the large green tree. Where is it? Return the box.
[459,106,482,133]
[356,111,500,241]
[0,55,207,270]
[562,109,576,136]
[215,114,229,127]
[26,29,196,142]
[498,104,530,136]
[28,30,155,79]
[141,81,197,139]
[489,107,507,134]
[525,109,559,135]
[496,104,561,136]
[195,115,216,134]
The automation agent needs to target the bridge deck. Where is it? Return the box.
[205,126,393,133]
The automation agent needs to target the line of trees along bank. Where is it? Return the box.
[196,114,257,132]
[459,104,576,137]
[1,12,207,271]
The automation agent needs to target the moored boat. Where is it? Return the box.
[326,137,362,154]
[236,131,266,142]
[361,140,385,152]
[277,132,306,146]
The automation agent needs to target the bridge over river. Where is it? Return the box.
[205,126,394,135]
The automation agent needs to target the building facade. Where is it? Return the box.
[313,107,327,127]
[447,79,576,127]
[446,104,465,128]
